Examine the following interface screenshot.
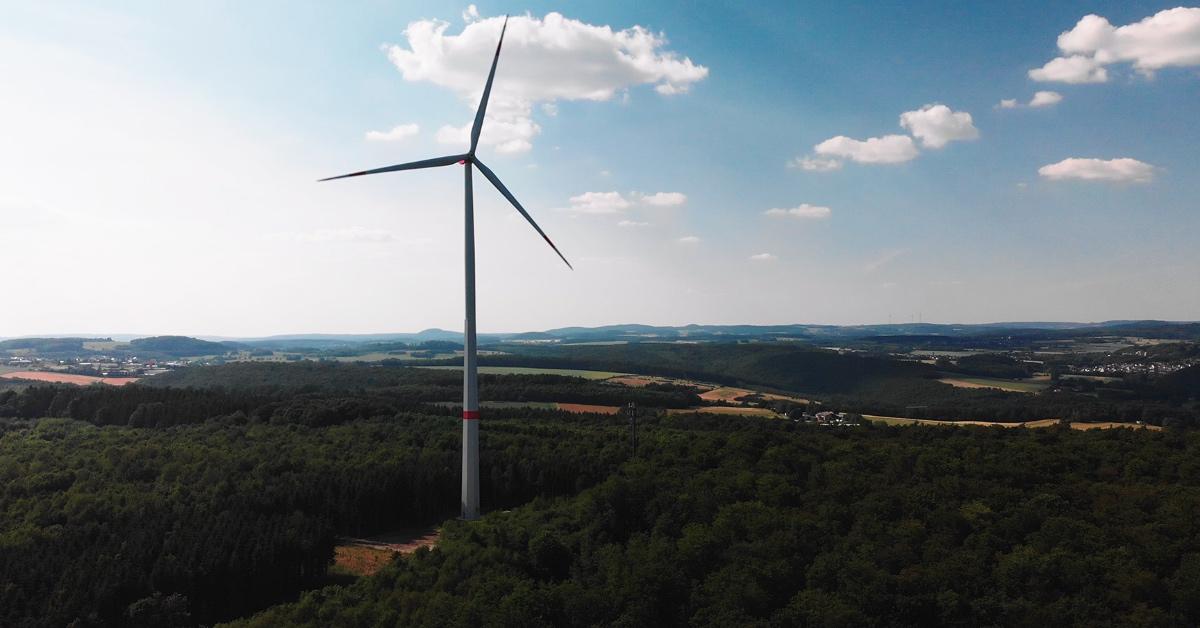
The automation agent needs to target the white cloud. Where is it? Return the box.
[814,134,918,164]
[749,253,777,261]
[617,220,650,228]
[638,191,687,206]
[1031,8,1200,83]
[387,10,708,153]
[266,227,398,244]
[678,235,701,244]
[998,92,1063,108]
[364,123,419,142]
[462,4,480,23]
[1029,91,1063,107]
[899,104,979,149]
[1038,158,1155,183]
[566,191,631,214]
[787,156,842,172]
[1029,54,1108,83]
[764,204,831,219]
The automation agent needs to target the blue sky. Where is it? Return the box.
[1,1,1197,336]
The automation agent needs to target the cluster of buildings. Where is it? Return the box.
[1074,360,1197,376]
[794,410,861,427]
[3,355,174,377]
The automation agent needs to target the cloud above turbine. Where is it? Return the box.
[563,190,687,214]
[1038,158,1155,183]
[793,104,976,170]
[997,91,1063,109]
[1030,8,1200,83]
[365,123,420,142]
[764,204,832,219]
[385,9,708,154]
[899,104,980,148]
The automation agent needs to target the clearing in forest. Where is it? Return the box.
[334,527,441,577]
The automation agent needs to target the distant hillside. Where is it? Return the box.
[127,336,239,358]
[0,338,108,354]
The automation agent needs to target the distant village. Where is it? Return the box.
[3,354,178,378]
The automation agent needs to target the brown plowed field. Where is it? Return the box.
[1,372,139,386]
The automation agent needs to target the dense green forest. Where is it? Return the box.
[2,360,1199,626]
[0,412,627,627]
[231,417,1200,627]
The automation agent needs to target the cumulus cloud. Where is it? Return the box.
[749,253,777,261]
[787,156,842,172]
[1029,54,1108,83]
[637,191,687,206]
[998,92,1063,108]
[566,191,631,214]
[899,104,979,149]
[564,190,686,214]
[678,235,701,244]
[385,10,708,153]
[1029,90,1064,107]
[764,204,832,219]
[266,227,397,243]
[1031,8,1200,83]
[1038,157,1155,183]
[364,123,419,142]
[814,134,918,164]
[617,220,650,227]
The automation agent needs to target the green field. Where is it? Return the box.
[417,365,628,379]
[334,352,458,363]
[937,374,1049,393]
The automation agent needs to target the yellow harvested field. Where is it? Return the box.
[1069,422,1162,431]
[699,387,752,402]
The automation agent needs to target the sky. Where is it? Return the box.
[1,1,1198,337]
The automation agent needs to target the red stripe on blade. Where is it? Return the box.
[463,410,481,420]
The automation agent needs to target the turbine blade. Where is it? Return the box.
[469,15,508,155]
[318,154,466,182]
[474,158,573,270]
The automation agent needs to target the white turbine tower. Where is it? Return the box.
[320,16,571,520]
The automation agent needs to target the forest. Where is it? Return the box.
[1,360,1198,626]
[227,418,1200,627]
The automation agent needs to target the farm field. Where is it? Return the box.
[697,385,810,405]
[430,400,621,413]
[936,374,1049,393]
[1,371,139,386]
[418,365,628,379]
[668,406,780,418]
[335,351,458,362]
[864,415,1159,431]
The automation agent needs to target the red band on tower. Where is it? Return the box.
[463,410,480,420]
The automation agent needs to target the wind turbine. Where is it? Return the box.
[320,16,571,520]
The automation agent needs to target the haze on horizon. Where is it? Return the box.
[2,1,1198,338]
